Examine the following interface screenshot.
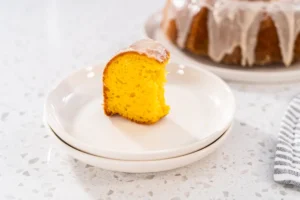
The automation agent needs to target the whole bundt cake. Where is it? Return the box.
[161,0,300,67]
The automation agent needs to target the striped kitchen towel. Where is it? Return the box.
[274,94,300,186]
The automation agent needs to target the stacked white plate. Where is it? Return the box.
[44,62,236,173]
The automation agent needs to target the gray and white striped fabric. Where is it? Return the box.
[274,94,300,186]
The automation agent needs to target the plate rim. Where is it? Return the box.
[46,121,234,173]
[143,11,300,83]
[44,62,236,161]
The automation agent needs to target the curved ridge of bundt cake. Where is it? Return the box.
[162,0,300,67]
[103,39,170,124]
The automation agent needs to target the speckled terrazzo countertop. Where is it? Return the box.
[1,0,300,199]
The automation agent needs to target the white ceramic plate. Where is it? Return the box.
[44,62,235,161]
[144,11,300,83]
[46,122,233,173]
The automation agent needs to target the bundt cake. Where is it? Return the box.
[103,39,171,124]
[161,0,300,67]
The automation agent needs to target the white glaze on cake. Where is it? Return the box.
[120,39,170,63]
[165,0,300,66]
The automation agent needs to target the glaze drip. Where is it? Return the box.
[208,2,264,65]
[121,39,170,63]
[166,0,300,66]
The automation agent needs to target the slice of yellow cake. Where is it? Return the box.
[103,39,170,124]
